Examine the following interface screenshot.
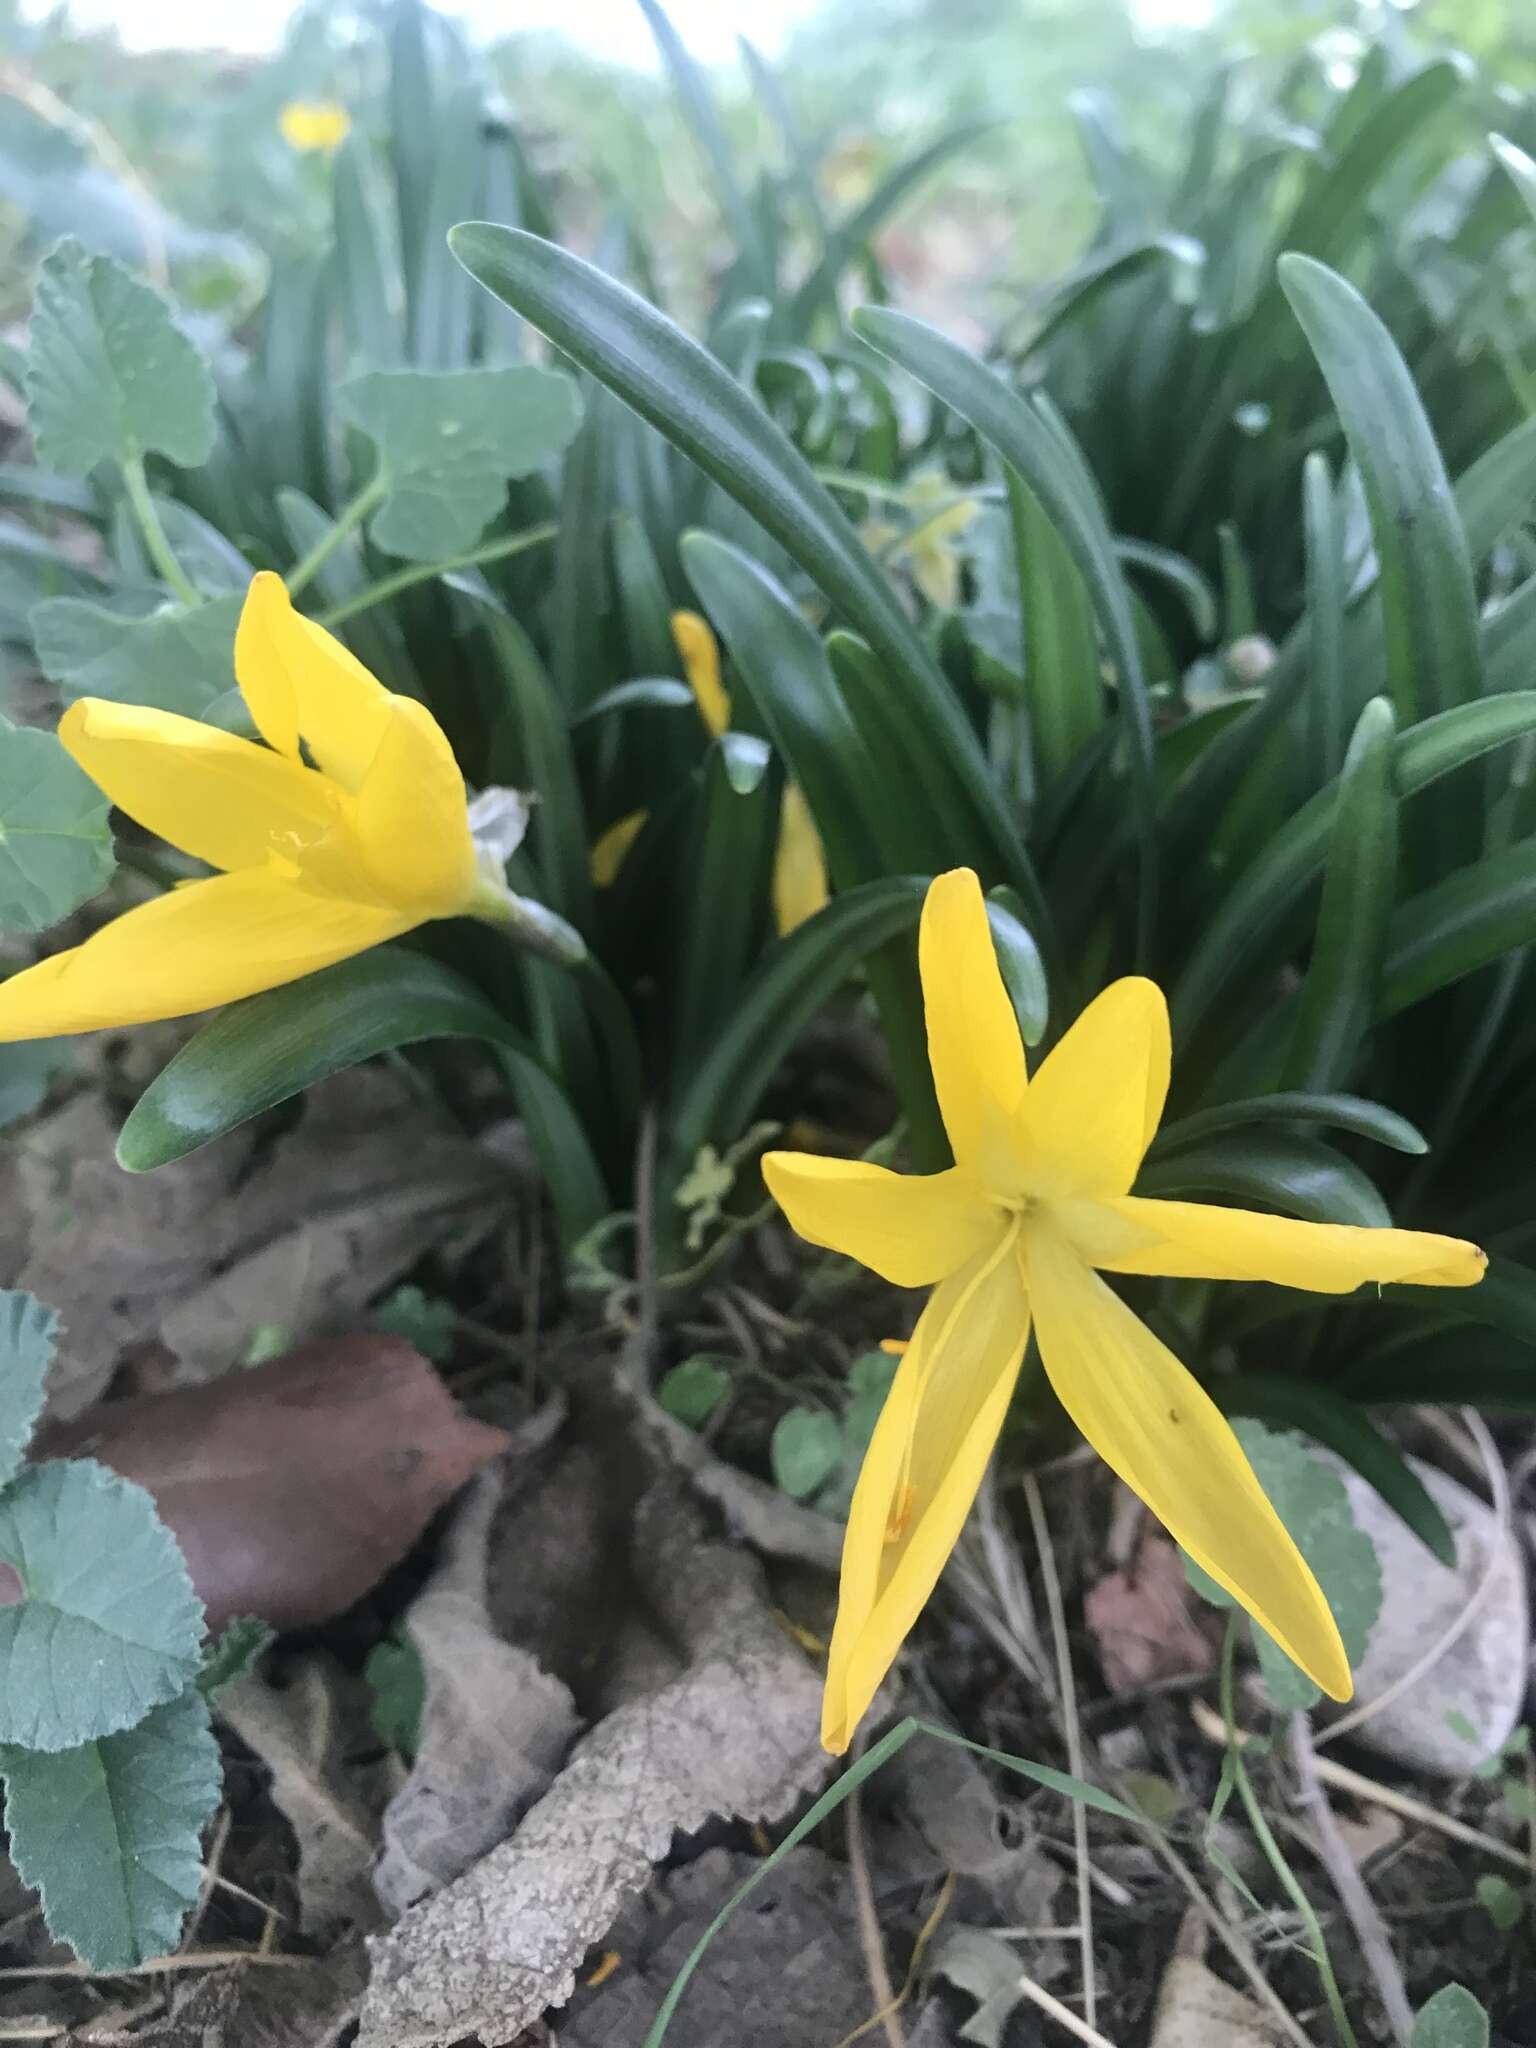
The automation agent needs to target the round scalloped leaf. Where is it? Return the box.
[1185,1420,1382,1713]
[335,364,582,560]
[0,1460,205,1750]
[0,713,115,934]
[32,592,242,720]
[0,1291,58,1489]
[0,1687,220,1969]
[23,238,216,475]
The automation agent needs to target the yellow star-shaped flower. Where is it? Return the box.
[763,868,1486,1754]
[0,574,513,1041]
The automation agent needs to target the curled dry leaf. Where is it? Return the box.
[357,1482,827,2048]
[35,1335,512,1632]
[1084,1529,1219,1693]
[1151,1953,1285,2046]
[219,1656,392,1940]
[375,1450,580,1917]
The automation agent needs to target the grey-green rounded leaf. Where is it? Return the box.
[0,1291,58,1489]
[335,365,582,561]
[24,238,216,475]
[32,593,241,719]
[0,713,114,933]
[0,1687,220,1969]
[0,1460,205,1750]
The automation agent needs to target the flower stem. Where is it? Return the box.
[284,472,388,598]
[313,521,558,628]
[1218,1620,1361,2048]
[120,450,199,607]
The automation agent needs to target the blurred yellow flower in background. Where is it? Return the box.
[279,101,352,153]
[589,609,829,935]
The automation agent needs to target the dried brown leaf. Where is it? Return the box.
[1084,1532,1217,1694]
[36,1335,511,1631]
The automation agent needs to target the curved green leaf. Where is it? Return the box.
[116,946,608,1245]
[1285,696,1398,1090]
[1174,693,1536,1041]
[1302,451,1346,784]
[666,877,927,1180]
[1135,1131,1392,1228]
[1152,1091,1426,1157]
[853,303,1156,957]
[573,678,697,725]
[1382,836,1536,1017]
[1280,255,1479,727]
[985,886,1048,1047]
[671,733,776,1079]
[447,225,1034,900]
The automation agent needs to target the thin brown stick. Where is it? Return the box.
[846,1745,905,2048]
[0,1952,309,1981]
[1024,1473,1097,2034]
[1288,1716,1413,2046]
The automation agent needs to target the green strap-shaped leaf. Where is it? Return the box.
[1135,1131,1392,1228]
[1284,696,1399,1091]
[1014,474,1103,788]
[0,1687,220,1970]
[32,592,242,719]
[1381,834,1536,1017]
[1302,452,1346,785]
[852,304,1156,961]
[1151,1090,1426,1158]
[0,1461,205,1750]
[0,713,115,934]
[115,945,609,1246]
[24,238,215,474]
[1220,1374,1454,1566]
[1280,255,1480,728]
[447,225,1036,905]
[666,877,928,1183]
[336,366,582,560]
[1492,134,1536,227]
[0,1292,57,1489]
[670,734,777,1085]
[1173,693,1536,1041]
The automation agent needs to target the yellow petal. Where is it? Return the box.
[1077,1195,1487,1292]
[761,1152,1000,1287]
[58,698,332,874]
[235,573,390,788]
[1025,1220,1351,1700]
[0,871,412,1041]
[672,609,731,739]
[918,868,1027,1178]
[823,1231,1030,1753]
[353,698,477,916]
[911,540,960,614]
[1014,977,1169,1199]
[591,809,648,887]
[772,784,829,935]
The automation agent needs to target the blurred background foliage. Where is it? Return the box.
[4,0,1533,326]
